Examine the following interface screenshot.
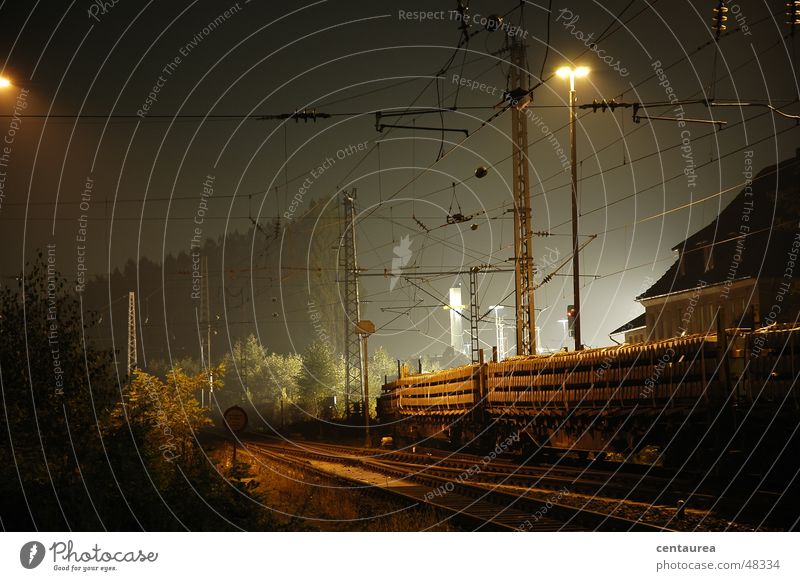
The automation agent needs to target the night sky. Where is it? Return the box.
[1,0,798,359]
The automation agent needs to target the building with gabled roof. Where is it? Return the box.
[617,152,800,343]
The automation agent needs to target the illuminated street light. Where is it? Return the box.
[0,77,12,89]
[556,66,589,80]
[558,66,589,351]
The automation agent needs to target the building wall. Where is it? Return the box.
[623,327,647,344]
[757,277,800,328]
[641,279,759,341]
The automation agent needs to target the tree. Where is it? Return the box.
[368,346,396,415]
[262,351,303,424]
[298,340,344,417]
[221,335,303,424]
[0,255,276,531]
[147,356,202,379]
[421,353,441,374]
[222,335,268,406]
[111,365,224,463]
[0,253,118,529]
[106,363,281,530]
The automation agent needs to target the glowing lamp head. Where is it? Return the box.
[556,66,589,79]
[0,77,11,89]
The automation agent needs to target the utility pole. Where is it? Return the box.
[340,190,364,419]
[127,291,137,381]
[509,38,536,356]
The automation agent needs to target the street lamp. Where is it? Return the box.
[0,77,12,89]
[556,65,589,351]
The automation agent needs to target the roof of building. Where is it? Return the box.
[610,312,647,335]
[638,153,800,301]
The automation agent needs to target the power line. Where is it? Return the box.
[386,11,790,215]
[592,149,794,237]
[575,123,797,230]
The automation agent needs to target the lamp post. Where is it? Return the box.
[556,66,589,351]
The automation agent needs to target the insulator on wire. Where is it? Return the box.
[788,1,800,34]
[589,99,621,112]
[712,2,728,39]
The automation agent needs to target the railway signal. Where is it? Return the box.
[567,305,577,338]
[223,405,248,464]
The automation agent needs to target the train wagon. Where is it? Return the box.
[378,326,800,467]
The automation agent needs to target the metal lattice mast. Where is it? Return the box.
[127,291,137,379]
[340,190,363,417]
[510,38,536,356]
[469,267,480,363]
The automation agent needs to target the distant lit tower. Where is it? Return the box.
[340,190,364,418]
[492,305,506,360]
[448,286,465,354]
[127,291,137,380]
[509,37,536,356]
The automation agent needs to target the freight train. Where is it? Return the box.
[377,325,800,467]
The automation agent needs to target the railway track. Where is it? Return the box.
[243,438,673,532]
[275,439,783,528]
[248,435,703,508]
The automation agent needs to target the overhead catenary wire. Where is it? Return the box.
[351,40,791,231]
[342,121,794,286]
[585,150,795,241]
[3,99,786,214]
[338,101,795,274]
[14,1,796,345]
[351,0,662,225]
[11,0,775,226]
